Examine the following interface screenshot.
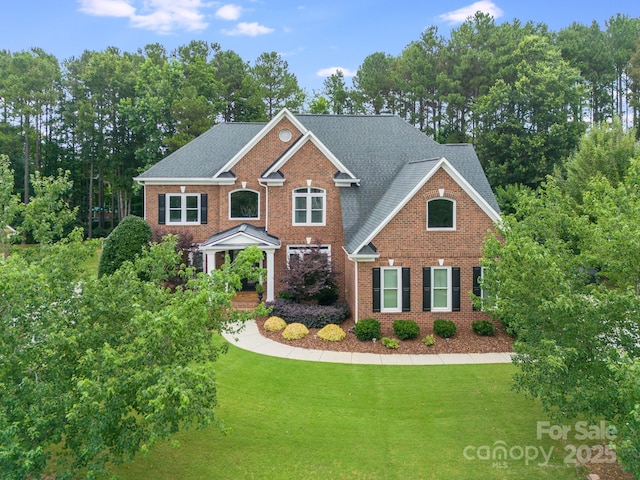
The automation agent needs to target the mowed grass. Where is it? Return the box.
[114,345,581,480]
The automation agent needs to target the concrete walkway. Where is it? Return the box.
[222,320,514,365]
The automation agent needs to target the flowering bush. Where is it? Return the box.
[264,316,287,332]
[317,324,346,342]
[282,322,309,340]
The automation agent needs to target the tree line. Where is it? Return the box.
[1,12,640,238]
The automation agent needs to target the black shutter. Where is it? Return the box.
[372,268,381,312]
[472,267,482,311]
[422,267,431,311]
[402,267,411,312]
[201,193,208,224]
[158,194,166,225]
[452,267,461,312]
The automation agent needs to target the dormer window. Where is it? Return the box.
[230,189,259,219]
[293,187,325,225]
[427,198,456,230]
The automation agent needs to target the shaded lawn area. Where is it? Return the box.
[114,345,581,480]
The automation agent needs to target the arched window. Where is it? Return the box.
[293,187,325,225]
[427,198,455,230]
[229,190,259,219]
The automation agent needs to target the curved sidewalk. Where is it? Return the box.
[222,320,514,365]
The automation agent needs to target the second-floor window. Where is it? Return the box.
[293,187,325,225]
[230,189,259,219]
[167,193,200,224]
[427,198,456,230]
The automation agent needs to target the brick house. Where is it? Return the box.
[134,109,500,326]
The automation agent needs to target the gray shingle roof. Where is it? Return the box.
[136,112,499,254]
[136,122,265,179]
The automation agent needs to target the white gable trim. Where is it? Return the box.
[212,108,308,179]
[351,158,501,255]
[200,231,280,250]
[262,131,359,184]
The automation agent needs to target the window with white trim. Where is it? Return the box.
[431,267,451,311]
[286,245,331,266]
[381,267,401,312]
[229,189,259,219]
[427,198,456,230]
[167,193,200,224]
[293,187,325,225]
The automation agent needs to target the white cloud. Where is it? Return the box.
[215,4,243,21]
[78,0,136,17]
[317,67,356,78]
[222,22,274,36]
[77,0,210,33]
[438,1,504,24]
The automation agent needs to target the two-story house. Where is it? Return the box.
[134,109,500,326]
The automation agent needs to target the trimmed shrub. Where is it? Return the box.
[422,335,436,346]
[472,320,495,336]
[282,323,309,340]
[98,215,152,277]
[317,324,346,342]
[266,299,349,329]
[264,316,287,332]
[354,318,381,341]
[393,319,420,340]
[433,319,457,338]
[382,337,399,349]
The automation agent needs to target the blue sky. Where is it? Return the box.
[3,0,640,93]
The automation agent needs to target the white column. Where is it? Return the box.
[266,249,275,302]
[206,251,216,274]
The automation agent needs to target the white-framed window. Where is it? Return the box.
[286,244,331,266]
[431,266,451,312]
[229,189,259,219]
[381,267,402,312]
[293,187,326,225]
[427,198,456,230]
[167,193,200,224]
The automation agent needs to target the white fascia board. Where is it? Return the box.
[262,130,358,181]
[439,160,501,224]
[351,158,501,255]
[212,108,308,179]
[134,177,235,186]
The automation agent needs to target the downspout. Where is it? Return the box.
[344,247,359,324]
[258,180,269,231]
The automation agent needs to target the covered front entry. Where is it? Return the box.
[199,223,281,302]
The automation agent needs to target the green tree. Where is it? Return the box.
[353,51,394,114]
[98,214,152,277]
[322,70,351,114]
[557,21,615,123]
[474,34,586,188]
[251,52,305,119]
[0,154,20,257]
[558,118,640,202]
[481,128,640,477]
[308,95,330,114]
[0,233,266,479]
[22,168,77,246]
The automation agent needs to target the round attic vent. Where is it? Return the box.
[278,128,292,142]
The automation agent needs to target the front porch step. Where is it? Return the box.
[231,291,260,311]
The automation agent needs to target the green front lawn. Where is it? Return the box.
[114,345,582,480]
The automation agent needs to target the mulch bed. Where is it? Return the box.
[256,317,636,479]
[256,316,514,354]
